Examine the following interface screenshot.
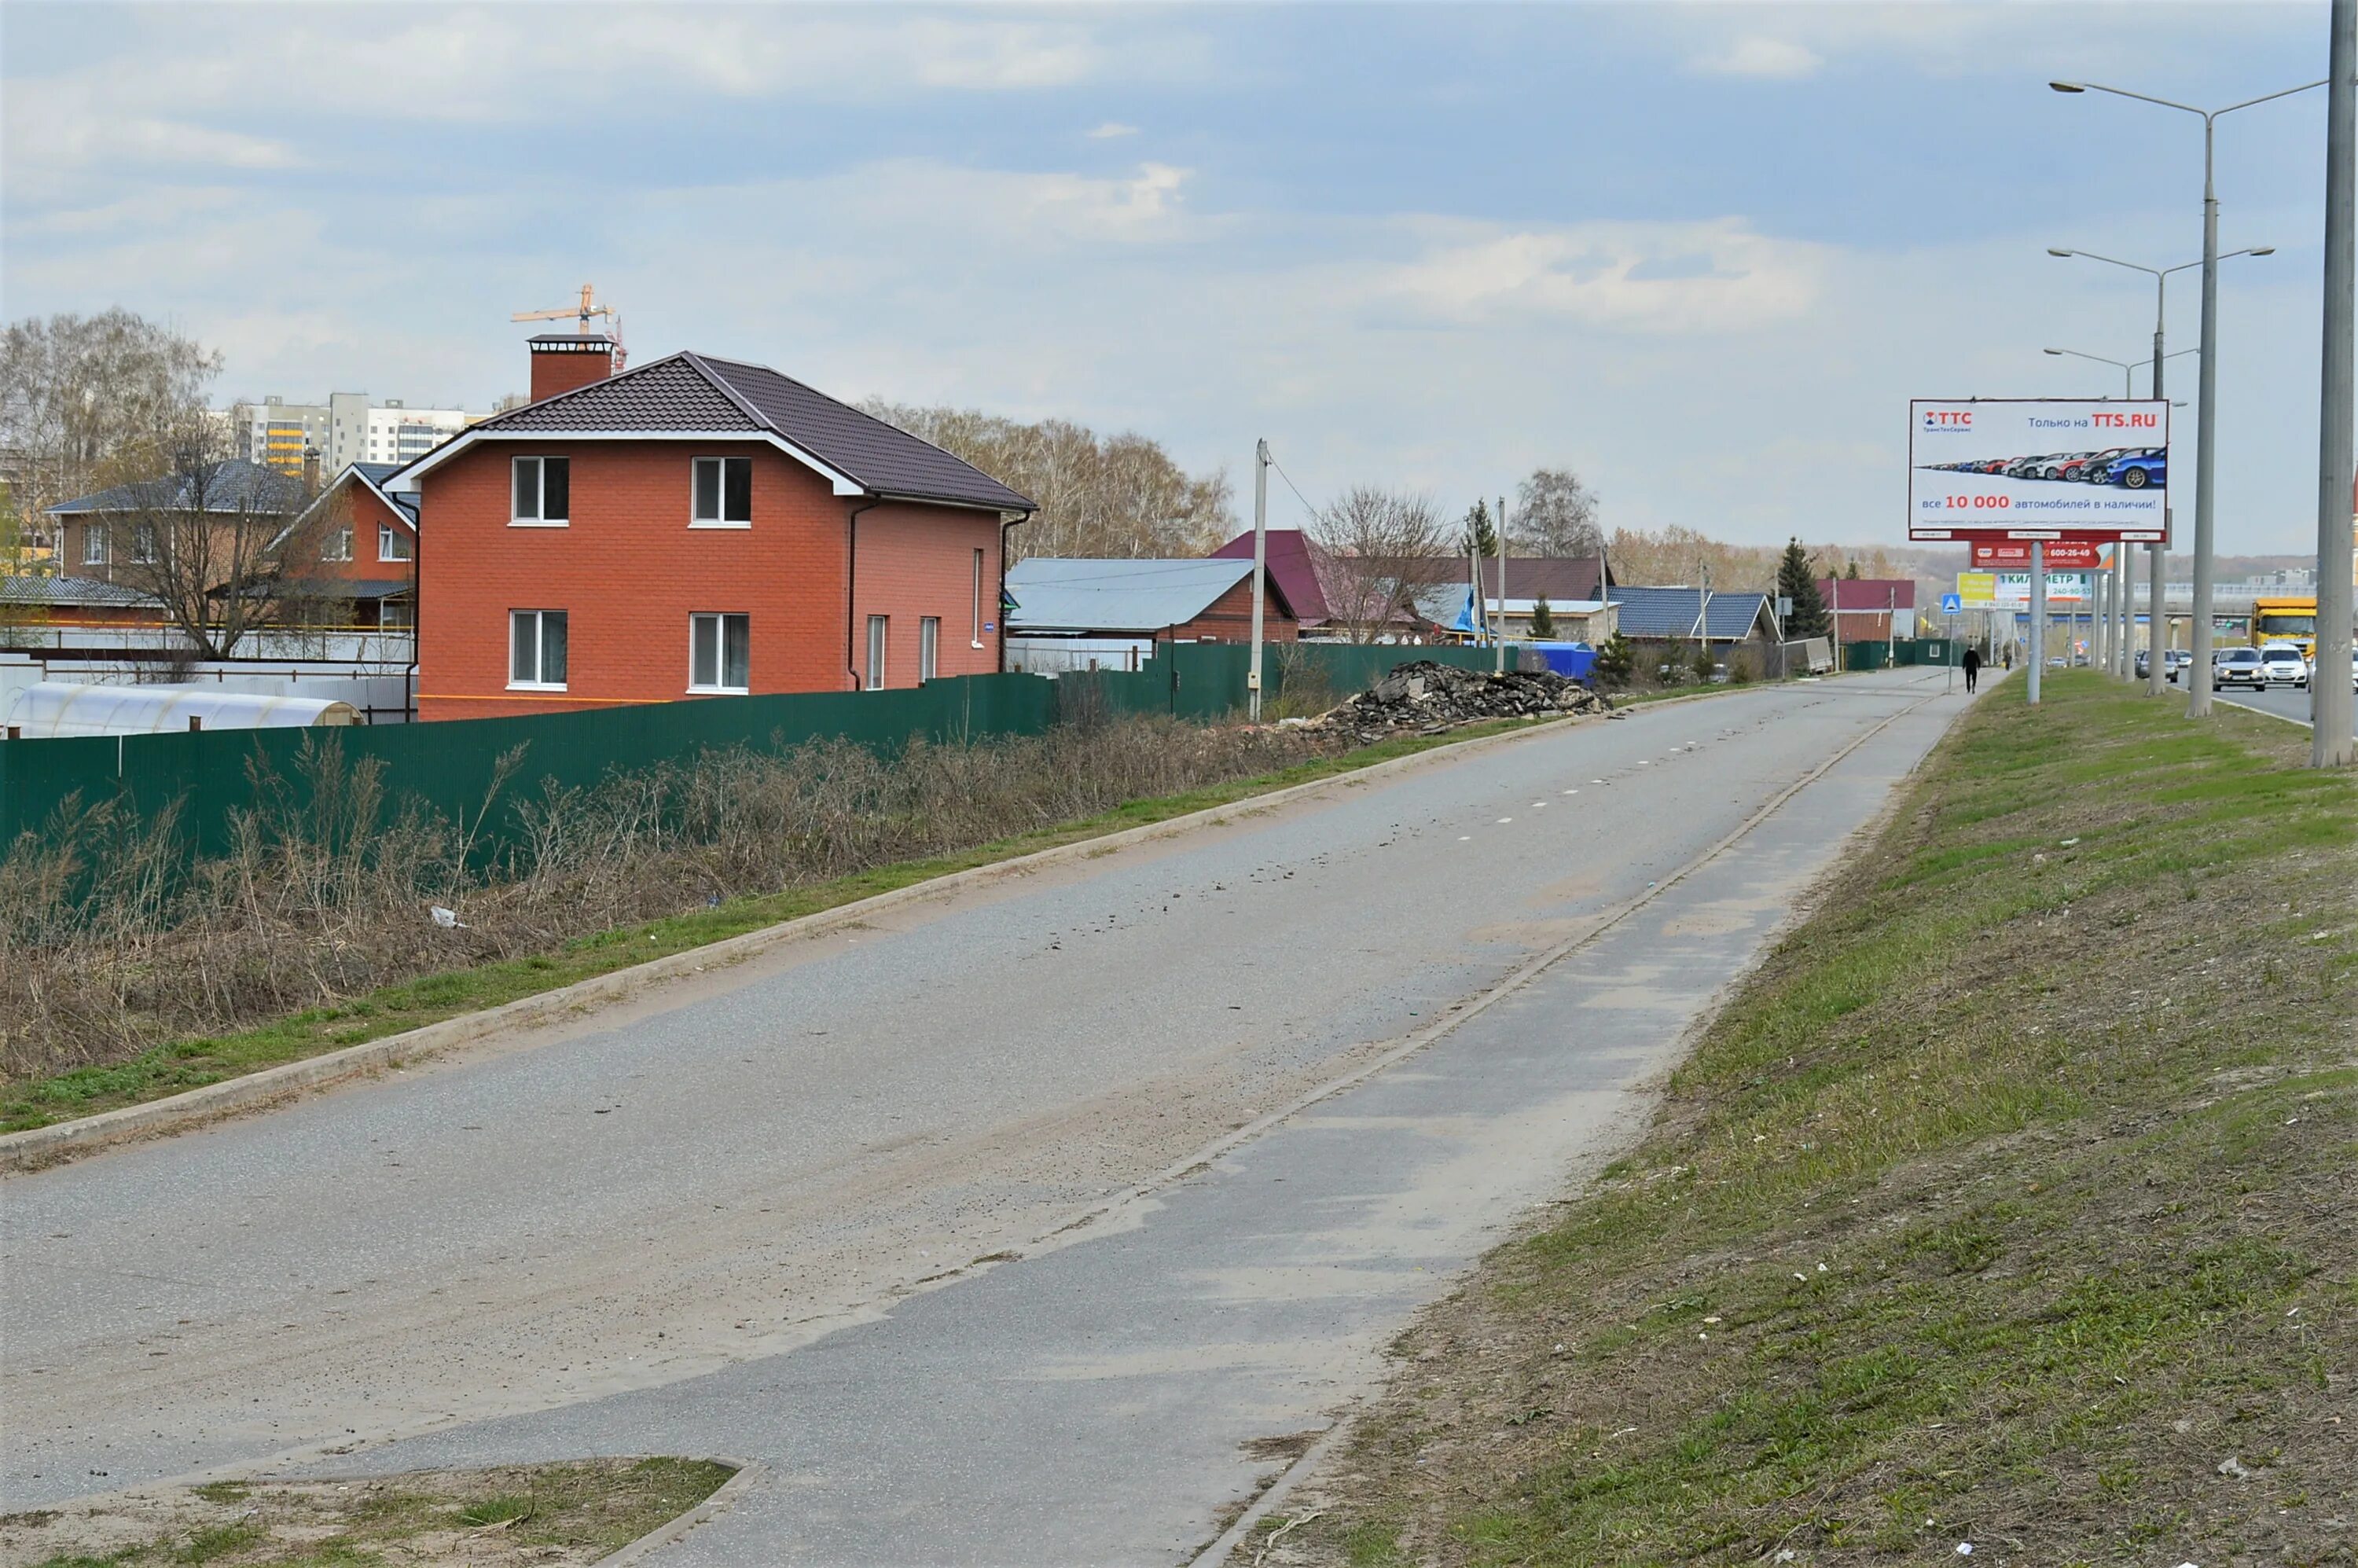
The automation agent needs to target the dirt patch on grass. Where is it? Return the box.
[1258,674,2358,1566]
[0,1457,734,1568]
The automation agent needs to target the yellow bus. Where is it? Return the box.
[2250,595,2317,659]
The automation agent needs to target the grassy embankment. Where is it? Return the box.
[6,1457,733,1568]
[1276,672,2357,1567]
[2,715,1566,1134]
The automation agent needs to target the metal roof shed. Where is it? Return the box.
[5,683,360,738]
[1005,557,1295,635]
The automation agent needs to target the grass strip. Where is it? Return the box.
[1280,672,2357,1567]
[6,1456,733,1567]
[4,715,1568,1133]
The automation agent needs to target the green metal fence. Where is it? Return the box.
[0,642,1522,862]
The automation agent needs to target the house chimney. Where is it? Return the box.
[302,442,321,498]
[529,333,619,403]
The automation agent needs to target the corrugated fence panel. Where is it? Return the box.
[1,651,1517,864]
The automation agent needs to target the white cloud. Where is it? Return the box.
[1087,121,1141,139]
[1365,219,1824,334]
[1691,36,1824,80]
[1,79,300,194]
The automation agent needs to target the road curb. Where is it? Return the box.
[595,1456,763,1566]
[1,711,1604,1173]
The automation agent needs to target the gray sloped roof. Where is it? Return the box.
[1007,557,1284,633]
[1611,586,1773,640]
[0,574,162,608]
[349,461,419,526]
[48,459,305,518]
[457,351,1032,512]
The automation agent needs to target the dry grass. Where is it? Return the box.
[0,716,1332,1084]
[2,1456,733,1567]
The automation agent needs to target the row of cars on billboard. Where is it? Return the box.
[1918,446,2167,489]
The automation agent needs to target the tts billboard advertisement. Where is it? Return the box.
[1909,399,2169,543]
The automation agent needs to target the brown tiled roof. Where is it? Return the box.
[466,351,1032,512]
[482,355,764,434]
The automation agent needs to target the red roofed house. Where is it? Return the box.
[1818,577,1917,645]
[394,336,1035,720]
[1209,528,1331,633]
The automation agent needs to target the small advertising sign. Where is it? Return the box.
[1910,399,2170,543]
[1991,571,2088,606]
[1970,538,2103,570]
[1955,571,1999,608]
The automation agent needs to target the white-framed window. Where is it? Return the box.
[509,608,568,689]
[83,526,108,565]
[512,455,570,525]
[321,527,353,562]
[865,615,888,691]
[378,523,413,562]
[130,523,160,564]
[689,612,750,693]
[692,456,752,527]
[971,547,986,647]
[920,616,940,681]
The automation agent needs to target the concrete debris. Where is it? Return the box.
[1317,661,1610,744]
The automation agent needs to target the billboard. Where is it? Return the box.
[1955,571,1998,608]
[1910,399,2169,543]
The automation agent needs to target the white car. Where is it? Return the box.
[2213,648,2268,689]
[2257,644,2310,689]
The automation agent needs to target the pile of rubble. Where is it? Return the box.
[1315,660,1612,744]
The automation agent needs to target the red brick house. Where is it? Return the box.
[282,462,418,628]
[393,336,1035,720]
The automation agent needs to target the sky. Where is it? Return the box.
[1,0,2345,552]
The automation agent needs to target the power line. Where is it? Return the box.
[1265,451,1319,522]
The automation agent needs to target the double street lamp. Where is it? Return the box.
[2051,75,2329,715]
[2042,344,2199,401]
[2046,244,2275,694]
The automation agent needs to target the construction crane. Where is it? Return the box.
[512,284,624,366]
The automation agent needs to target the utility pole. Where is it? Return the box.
[1495,494,1508,676]
[2028,541,2045,704]
[2093,565,2109,671]
[1248,438,1269,724]
[2316,0,2356,766]
[2120,547,2134,678]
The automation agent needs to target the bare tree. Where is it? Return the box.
[1515,466,1603,557]
[861,402,1232,560]
[1309,486,1451,644]
[98,409,318,657]
[0,310,222,523]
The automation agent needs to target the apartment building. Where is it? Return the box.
[228,395,476,475]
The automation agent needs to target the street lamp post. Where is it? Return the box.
[2053,75,2327,715]
[2043,346,2201,673]
[2048,246,2274,694]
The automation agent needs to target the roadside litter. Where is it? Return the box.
[1315,661,1611,745]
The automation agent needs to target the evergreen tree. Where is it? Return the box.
[1592,631,1636,689]
[1844,559,1861,580]
[1528,594,1555,639]
[1463,498,1498,559]
[1776,538,1831,640]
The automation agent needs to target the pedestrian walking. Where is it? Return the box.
[1962,645,1982,694]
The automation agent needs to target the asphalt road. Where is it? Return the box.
[4,668,1971,1562]
[2211,678,2358,733]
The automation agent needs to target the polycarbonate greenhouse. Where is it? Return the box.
[3,683,360,738]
